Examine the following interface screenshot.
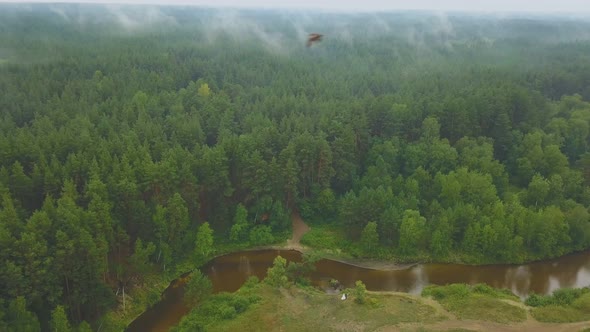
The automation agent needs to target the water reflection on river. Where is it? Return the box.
[127,249,590,332]
[208,249,590,297]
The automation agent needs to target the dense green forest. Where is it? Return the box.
[1,3,590,330]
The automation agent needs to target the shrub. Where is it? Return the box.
[525,293,548,307]
[218,304,237,319]
[472,284,495,295]
[265,256,288,288]
[184,270,212,307]
[242,276,260,289]
[231,296,251,313]
[422,284,470,301]
[329,279,340,289]
[526,287,590,307]
[572,293,590,311]
[527,287,590,323]
[353,280,367,304]
[553,288,590,306]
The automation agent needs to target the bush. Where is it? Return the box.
[422,284,470,301]
[198,292,258,322]
[329,279,340,289]
[526,287,590,307]
[171,315,205,332]
[231,296,251,313]
[472,284,495,295]
[472,284,517,300]
[527,288,590,323]
[217,304,237,319]
[572,293,590,311]
[184,270,213,307]
[146,287,163,307]
[265,256,288,288]
[174,284,262,331]
[242,276,260,289]
[553,288,590,306]
[353,280,367,304]
[525,293,547,307]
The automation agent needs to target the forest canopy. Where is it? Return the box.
[1,3,590,330]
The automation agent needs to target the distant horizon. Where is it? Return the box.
[1,0,590,14]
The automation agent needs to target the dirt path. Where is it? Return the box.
[286,211,310,250]
[390,319,590,332]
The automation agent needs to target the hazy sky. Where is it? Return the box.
[2,0,590,13]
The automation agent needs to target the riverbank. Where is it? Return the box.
[121,210,590,331]
[174,282,590,332]
[99,273,177,331]
[296,219,590,267]
[278,212,421,271]
[232,244,419,271]
[207,211,420,271]
[126,245,590,331]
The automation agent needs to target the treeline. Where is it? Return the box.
[1,4,590,329]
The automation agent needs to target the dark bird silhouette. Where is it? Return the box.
[307,33,323,47]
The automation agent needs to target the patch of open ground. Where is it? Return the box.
[209,286,443,332]
[383,294,590,332]
[290,214,415,270]
[286,211,310,250]
[392,319,590,332]
[207,285,590,332]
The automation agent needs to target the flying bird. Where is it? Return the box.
[307,33,323,47]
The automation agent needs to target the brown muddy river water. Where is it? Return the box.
[127,249,590,332]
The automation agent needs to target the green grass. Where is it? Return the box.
[526,287,590,323]
[215,230,291,252]
[423,283,519,301]
[531,305,588,323]
[526,287,590,307]
[531,293,590,323]
[445,295,526,323]
[300,223,348,250]
[422,284,526,324]
[192,283,444,332]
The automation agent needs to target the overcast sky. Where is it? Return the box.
[2,0,590,13]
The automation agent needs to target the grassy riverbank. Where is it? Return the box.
[114,208,588,332]
[174,280,444,331]
[173,281,590,332]
[526,288,590,323]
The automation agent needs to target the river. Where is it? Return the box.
[127,249,590,332]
